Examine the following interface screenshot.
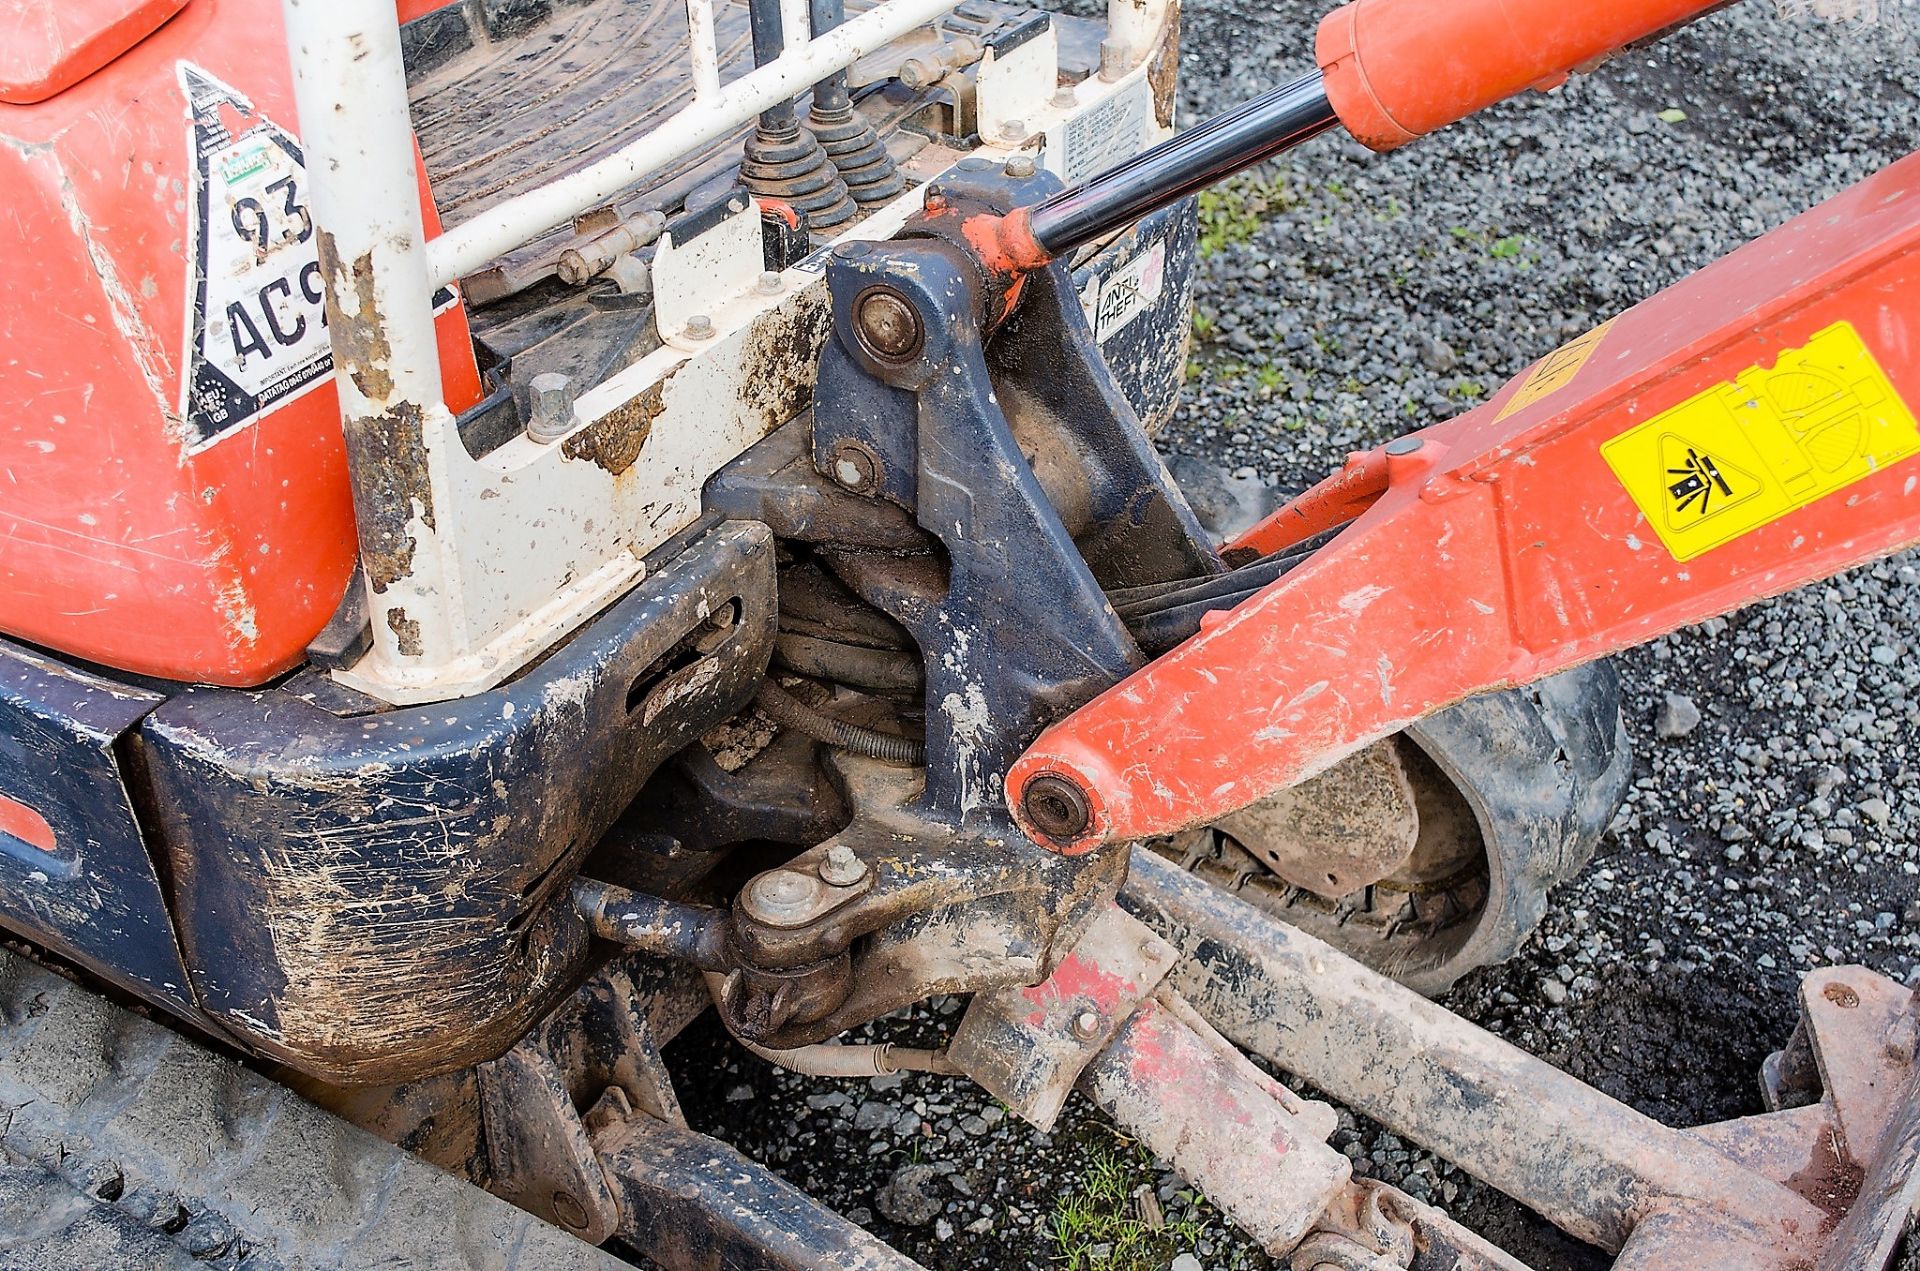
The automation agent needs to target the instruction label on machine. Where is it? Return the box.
[1063,81,1152,185]
[177,64,453,452]
[1600,321,1920,561]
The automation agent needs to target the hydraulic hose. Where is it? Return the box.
[738,1036,963,1079]
[572,878,732,970]
[754,680,926,765]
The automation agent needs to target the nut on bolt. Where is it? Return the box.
[1071,1009,1102,1041]
[853,287,922,361]
[683,313,715,340]
[818,844,868,887]
[1022,773,1093,842]
[526,372,575,444]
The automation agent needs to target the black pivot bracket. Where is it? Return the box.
[808,160,1218,830]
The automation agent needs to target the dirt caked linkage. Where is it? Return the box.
[0,0,1917,1266]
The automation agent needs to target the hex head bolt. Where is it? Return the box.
[818,845,868,887]
[526,373,575,444]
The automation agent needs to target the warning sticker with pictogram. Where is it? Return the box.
[1600,321,1920,561]
[1496,319,1616,420]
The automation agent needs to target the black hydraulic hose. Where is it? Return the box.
[755,680,926,765]
[1111,528,1343,615]
[1024,69,1338,259]
[1114,527,1347,652]
[775,633,924,694]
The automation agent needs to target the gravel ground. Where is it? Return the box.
[666,5,1920,1268]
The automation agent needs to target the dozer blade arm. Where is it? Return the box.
[1008,150,1920,851]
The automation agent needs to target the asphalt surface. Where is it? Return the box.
[666,5,1920,1269]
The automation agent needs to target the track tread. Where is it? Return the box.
[0,950,625,1270]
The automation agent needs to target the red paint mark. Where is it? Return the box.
[1019,949,1139,1026]
[0,795,55,854]
[959,209,1052,276]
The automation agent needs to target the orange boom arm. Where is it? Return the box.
[1009,151,1920,851]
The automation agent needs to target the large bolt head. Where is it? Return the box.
[853,287,923,361]
[526,372,575,444]
[818,844,868,887]
[1021,773,1093,842]
[829,440,878,493]
[744,868,827,924]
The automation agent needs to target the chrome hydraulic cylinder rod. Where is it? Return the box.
[1023,69,1337,259]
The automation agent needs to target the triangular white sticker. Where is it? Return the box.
[178,63,334,450]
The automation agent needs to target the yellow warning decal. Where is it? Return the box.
[1600,321,1920,562]
[1496,319,1616,420]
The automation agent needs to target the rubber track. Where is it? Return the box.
[0,949,626,1271]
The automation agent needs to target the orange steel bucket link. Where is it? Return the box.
[1010,151,1920,851]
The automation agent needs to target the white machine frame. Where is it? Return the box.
[280,0,1175,703]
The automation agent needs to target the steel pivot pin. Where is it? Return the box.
[854,288,921,361]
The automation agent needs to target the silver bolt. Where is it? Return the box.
[1071,1009,1101,1041]
[819,845,868,887]
[1097,38,1130,82]
[526,372,574,444]
[744,869,827,924]
[1003,153,1037,179]
[684,313,715,340]
[1385,435,1425,456]
[1051,87,1077,110]
[998,118,1027,142]
[756,270,785,296]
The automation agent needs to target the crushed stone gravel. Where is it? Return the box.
[667,4,1920,1268]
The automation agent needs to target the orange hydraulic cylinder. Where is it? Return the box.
[1315,0,1728,150]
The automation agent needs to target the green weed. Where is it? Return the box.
[1047,1140,1205,1271]
[1196,168,1296,257]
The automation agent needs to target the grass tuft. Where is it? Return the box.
[1047,1138,1205,1271]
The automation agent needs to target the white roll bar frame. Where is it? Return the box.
[281,0,1171,704]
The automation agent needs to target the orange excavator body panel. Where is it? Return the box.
[0,0,480,686]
